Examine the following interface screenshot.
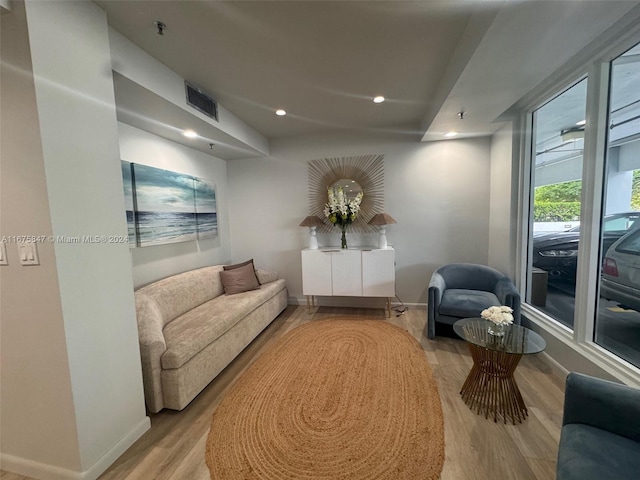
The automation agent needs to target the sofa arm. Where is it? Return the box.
[135,294,167,413]
[563,372,640,443]
[256,269,279,285]
[494,278,521,324]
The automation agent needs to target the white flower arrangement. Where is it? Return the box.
[323,186,363,227]
[481,305,514,326]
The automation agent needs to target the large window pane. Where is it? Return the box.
[596,43,640,367]
[528,79,588,329]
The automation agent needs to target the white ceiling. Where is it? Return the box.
[96,0,640,146]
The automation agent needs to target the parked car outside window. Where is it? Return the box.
[533,211,640,281]
[601,228,640,312]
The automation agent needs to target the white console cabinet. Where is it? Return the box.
[301,247,395,316]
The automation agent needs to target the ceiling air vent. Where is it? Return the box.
[185,81,218,121]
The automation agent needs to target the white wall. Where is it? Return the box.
[488,123,517,278]
[1,1,82,472]
[1,2,149,478]
[228,130,492,305]
[118,123,232,287]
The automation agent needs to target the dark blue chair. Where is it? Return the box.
[426,263,520,339]
[557,372,640,480]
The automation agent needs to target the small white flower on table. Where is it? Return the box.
[481,306,514,326]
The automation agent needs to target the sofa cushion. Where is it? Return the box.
[161,279,286,369]
[220,262,260,295]
[438,289,500,318]
[136,265,225,327]
[256,269,278,285]
[557,424,640,480]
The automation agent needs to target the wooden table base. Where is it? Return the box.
[460,343,528,424]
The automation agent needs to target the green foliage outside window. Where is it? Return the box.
[534,202,581,222]
[535,180,582,203]
[632,170,640,210]
[534,180,582,222]
[534,171,640,221]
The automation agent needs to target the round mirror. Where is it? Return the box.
[331,179,363,200]
[308,154,384,233]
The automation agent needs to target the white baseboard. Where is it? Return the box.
[1,416,150,480]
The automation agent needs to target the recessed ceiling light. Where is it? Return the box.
[444,131,458,137]
[373,96,385,104]
[576,119,586,126]
[182,129,198,138]
[276,109,287,116]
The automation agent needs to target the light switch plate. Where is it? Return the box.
[0,242,7,265]
[18,242,39,266]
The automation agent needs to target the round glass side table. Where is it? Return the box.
[453,318,546,424]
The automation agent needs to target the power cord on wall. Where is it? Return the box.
[392,295,408,316]
[390,258,408,316]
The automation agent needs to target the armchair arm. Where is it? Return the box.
[427,271,446,339]
[563,372,640,443]
[428,271,446,301]
[494,277,521,324]
[135,294,167,413]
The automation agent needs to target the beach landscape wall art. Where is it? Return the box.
[121,161,218,247]
[121,161,137,246]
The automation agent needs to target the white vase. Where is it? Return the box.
[308,226,318,250]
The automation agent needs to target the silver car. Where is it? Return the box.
[601,228,640,312]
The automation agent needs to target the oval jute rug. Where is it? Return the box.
[205,319,444,480]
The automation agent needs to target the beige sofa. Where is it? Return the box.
[134,265,287,413]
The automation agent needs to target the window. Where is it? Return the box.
[595,42,640,368]
[527,79,588,329]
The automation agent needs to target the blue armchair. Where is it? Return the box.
[426,263,520,339]
[557,372,640,480]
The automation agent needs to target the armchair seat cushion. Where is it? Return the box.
[557,424,640,480]
[439,289,500,318]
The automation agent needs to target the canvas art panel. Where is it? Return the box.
[194,178,218,240]
[121,161,137,246]
[120,162,218,247]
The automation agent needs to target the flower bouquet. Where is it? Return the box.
[481,305,514,337]
[323,186,364,248]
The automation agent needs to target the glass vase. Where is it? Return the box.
[341,227,348,249]
[487,322,506,337]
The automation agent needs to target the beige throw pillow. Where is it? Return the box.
[256,269,279,285]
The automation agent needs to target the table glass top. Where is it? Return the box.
[453,318,546,355]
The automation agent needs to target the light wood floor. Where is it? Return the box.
[1,305,565,480]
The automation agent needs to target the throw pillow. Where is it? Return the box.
[223,259,255,271]
[256,269,279,285]
[220,262,260,295]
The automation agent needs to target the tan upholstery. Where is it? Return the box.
[135,265,287,413]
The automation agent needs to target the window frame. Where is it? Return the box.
[515,21,640,387]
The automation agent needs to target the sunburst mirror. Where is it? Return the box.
[307,154,384,233]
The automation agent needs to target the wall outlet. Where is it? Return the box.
[0,242,7,265]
